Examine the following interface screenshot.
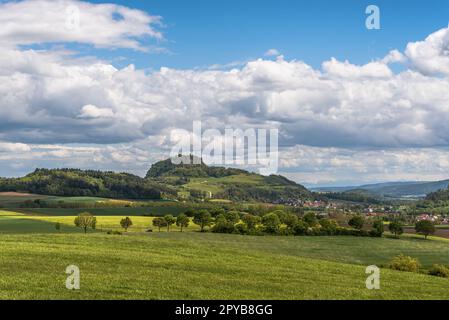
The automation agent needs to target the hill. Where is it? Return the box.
[146,156,312,202]
[0,157,312,203]
[313,180,449,199]
[0,168,175,200]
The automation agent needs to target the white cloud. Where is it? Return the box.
[382,49,406,64]
[405,25,449,76]
[322,57,393,79]
[79,104,114,118]
[280,145,449,185]
[1,3,449,183]
[0,142,31,153]
[0,0,162,50]
[265,48,281,57]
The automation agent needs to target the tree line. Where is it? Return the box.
[71,210,437,240]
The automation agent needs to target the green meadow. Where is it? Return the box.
[1,207,449,299]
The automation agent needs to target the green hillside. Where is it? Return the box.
[0,157,312,203]
[0,168,175,200]
[146,156,312,202]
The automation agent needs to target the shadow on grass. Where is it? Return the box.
[0,216,82,234]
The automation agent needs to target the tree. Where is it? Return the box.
[211,215,235,234]
[184,209,195,218]
[152,217,167,232]
[415,220,435,239]
[319,218,338,235]
[293,219,308,235]
[193,210,213,232]
[242,214,260,230]
[164,215,176,232]
[348,215,365,230]
[225,211,240,224]
[389,221,404,238]
[74,212,97,234]
[210,208,225,217]
[284,214,299,231]
[176,214,190,232]
[303,212,318,227]
[262,213,281,234]
[370,220,384,237]
[120,217,133,232]
[272,210,288,224]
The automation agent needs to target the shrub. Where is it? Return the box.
[319,219,338,235]
[428,264,449,278]
[234,223,248,235]
[388,255,421,273]
[348,215,365,230]
[107,230,122,235]
[211,216,235,234]
[293,220,308,236]
[335,227,370,237]
[303,212,318,227]
[242,214,260,230]
[225,211,241,224]
[284,214,299,231]
[262,213,281,234]
[307,227,327,236]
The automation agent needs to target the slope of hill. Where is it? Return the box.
[0,168,175,199]
[0,157,312,203]
[313,180,449,199]
[146,156,312,202]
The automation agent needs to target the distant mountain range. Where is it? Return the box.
[312,180,449,199]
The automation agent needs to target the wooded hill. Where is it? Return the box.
[0,157,312,203]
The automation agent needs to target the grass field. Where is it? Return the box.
[0,211,199,233]
[184,174,266,195]
[17,206,187,217]
[1,231,449,299]
[2,205,449,300]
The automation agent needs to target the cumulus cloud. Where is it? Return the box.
[280,145,449,185]
[2,45,449,150]
[79,105,114,118]
[382,49,406,64]
[1,1,449,183]
[405,25,449,76]
[0,0,162,50]
[322,57,393,79]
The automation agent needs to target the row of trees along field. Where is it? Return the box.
[69,210,436,239]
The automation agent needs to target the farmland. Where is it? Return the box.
[1,205,449,299]
[1,230,449,299]
[1,193,449,300]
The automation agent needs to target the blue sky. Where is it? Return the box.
[2,0,449,186]
[85,0,449,70]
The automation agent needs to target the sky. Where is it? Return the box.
[1,0,449,186]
